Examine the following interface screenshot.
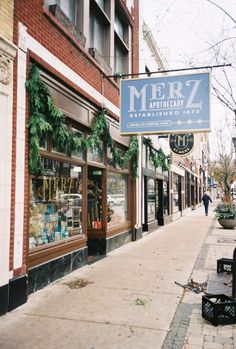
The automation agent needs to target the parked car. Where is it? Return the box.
[107,195,116,207]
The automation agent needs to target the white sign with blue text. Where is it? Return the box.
[120,72,210,135]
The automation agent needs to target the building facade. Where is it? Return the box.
[0,0,139,315]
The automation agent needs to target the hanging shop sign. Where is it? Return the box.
[169,133,194,156]
[120,72,210,135]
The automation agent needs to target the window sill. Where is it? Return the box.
[107,222,132,236]
[42,6,120,91]
[29,234,87,268]
[88,47,112,76]
[48,4,86,47]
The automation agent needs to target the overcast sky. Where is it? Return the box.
[140,0,236,157]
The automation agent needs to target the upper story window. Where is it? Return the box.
[89,0,110,65]
[60,0,77,23]
[95,0,105,11]
[47,0,79,24]
[114,6,129,75]
[47,0,85,45]
[115,14,124,39]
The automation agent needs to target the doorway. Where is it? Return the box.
[87,166,105,257]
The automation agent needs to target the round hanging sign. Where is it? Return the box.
[169,133,194,156]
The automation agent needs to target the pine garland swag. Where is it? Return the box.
[146,137,171,171]
[26,63,139,178]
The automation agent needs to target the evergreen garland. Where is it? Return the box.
[26,63,139,178]
[146,137,171,171]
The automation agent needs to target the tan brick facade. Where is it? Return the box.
[0,0,14,42]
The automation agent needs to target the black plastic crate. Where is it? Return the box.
[217,258,233,273]
[202,294,236,326]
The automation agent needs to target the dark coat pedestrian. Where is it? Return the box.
[202,193,212,216]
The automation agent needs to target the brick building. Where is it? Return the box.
[0,0,139,314]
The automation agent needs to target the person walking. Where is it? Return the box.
[202,192,212,216]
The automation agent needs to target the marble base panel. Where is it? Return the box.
[0,284,9,315]
[158,215,172,226]
[135,227,143,240]
[8,275,28,312]
[106,230,132,253]
[142,220,158,233]
[28,247,87,295]
[88,230,133,256]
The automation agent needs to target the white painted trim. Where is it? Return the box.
[13,46,27,269]
[0,39,16,285]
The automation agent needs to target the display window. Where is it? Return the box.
[185,171,190,208]
[173,173,180,213]
[87,142,104,163]
[163,180,169,216]
[147,178,156,222]
[107,146,129,170]
[107,172,128,228]
[71,128,83,159]
[29,159,83,249]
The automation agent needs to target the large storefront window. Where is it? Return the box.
[173,173,180,213]
[107,172,128,228]
[163,180,169,216]
[185,171,190,208]
[147,178,155,222]
[29,159,83,249]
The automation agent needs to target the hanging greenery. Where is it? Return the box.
[26,63,139,178]
[146,137,171,171]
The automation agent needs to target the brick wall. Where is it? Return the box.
[0,0,14,41]
[13,0,139,110]
[11,0,139,274]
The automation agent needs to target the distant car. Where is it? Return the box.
[60,194,82,205]
[115,196,125,206]
[107,195,116,207]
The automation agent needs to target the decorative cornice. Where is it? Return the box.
[0,37,16,85]
[0,53,11,84]
[0,36,17,58]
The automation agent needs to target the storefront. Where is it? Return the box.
[28,68,134,293]
[185,171,191,208]
[142,138,170,232]
[156,173,171,226]
[170,165,184,221]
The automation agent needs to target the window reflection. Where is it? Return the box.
[87,142,104,163]
[107,172,128,228]
[29,160,83,249]
[147,178,155,222]
[173,173,180,212]
[87,168,103,229]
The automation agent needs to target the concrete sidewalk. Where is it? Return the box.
[0,205,235,349]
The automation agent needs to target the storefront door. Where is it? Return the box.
[87,166,105,255]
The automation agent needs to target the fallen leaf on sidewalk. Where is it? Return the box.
[135,298,146,305]
[175,279,207,294]
[63,278,94,289]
